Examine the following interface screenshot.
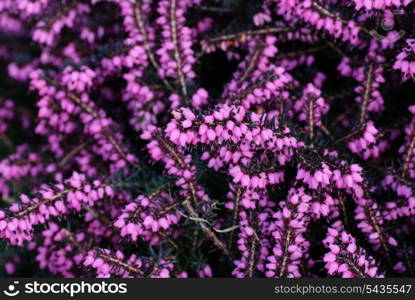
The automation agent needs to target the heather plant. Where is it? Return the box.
[0,0,415,278]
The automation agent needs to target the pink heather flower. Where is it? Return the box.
[323,226,384,278]
[5,262,16,275]
[394,39,415,81]
[61,66,96,93]
[351,0,413,10]
[0,172,113,246]
[17,0,50,15]
[0,0,414,279]
[348,122,383,159]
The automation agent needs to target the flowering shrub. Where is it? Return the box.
[0,0,415,278]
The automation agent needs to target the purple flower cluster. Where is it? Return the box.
[114,193,181,243]
[0,172,113,246]
[0,0,415,278]
[323,225,384,278]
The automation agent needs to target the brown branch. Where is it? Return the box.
[153,135,230,256]
[0,133,14,151]
[229,187,241,248]
[169,0,188,97]
[330,126,365,147]
[340,257,367,278]
[311,2,374,38]
[14,189,71,218]
[359,63,374,123]
[318,124,334,140]
[203,27,291,46]
[98,253,145,276]
[87,207,113,227]
[156,136,199,204]
[402,133,415,176]
[276,45,327,59]
[133,1,174,92]
[183,199,231,257]
[232,72,276,103]
[59,142,87,167]
[247,236,257,278]
[364,200,391,266]
[238,45,264,84]
[65,230,87,254]
[308,96,315,144]
[44,76,139,169]
[278,228,292,277]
